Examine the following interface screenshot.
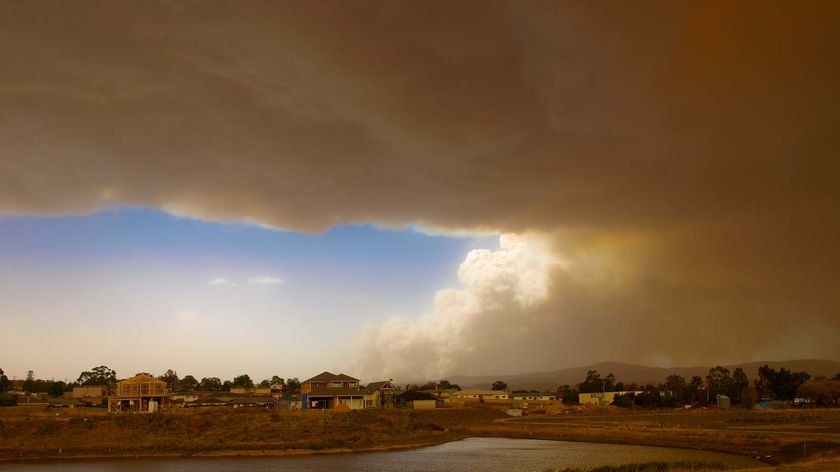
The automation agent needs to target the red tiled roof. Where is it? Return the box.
[302,371,360,383]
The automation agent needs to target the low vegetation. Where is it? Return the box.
[543,461,724,472]
[1,405,839,470]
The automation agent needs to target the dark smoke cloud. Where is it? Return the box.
[2,1,838,374]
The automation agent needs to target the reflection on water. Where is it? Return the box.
[0,437,761,472]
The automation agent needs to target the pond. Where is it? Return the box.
[0,437,762,471]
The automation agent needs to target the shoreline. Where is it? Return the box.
[0,432,766,466]
[0,437,462,464]
[1,407,838,468]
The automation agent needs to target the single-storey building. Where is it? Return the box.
[301,372,365,410]
[397,390,437,409]
[511,392,557,401]
[578,391,642,406]
[229,386,272,395]
[450,389,510,400]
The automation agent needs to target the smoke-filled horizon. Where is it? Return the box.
[2,1,839,381]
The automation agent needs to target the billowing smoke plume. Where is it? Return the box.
[2,1,839,374]
[354,234,557,380]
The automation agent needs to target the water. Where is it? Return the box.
[0,437,761,471]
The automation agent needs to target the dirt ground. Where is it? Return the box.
[1,405,839,470]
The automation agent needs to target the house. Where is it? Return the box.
[168,390,212,403]
[184,395,231,408]
[578,391,642,406]
[430,388,460,398]
[184,394,275,408]
[108,374,167,412]
[229,386,272,395]
[300,372,365,410]
[511,392,557,402]
[450,389,510,400]
[397,390,437,409]
[230,396,275,408]
[364,380,396,408]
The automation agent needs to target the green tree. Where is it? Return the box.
[706,366,732,399]
[732,367,749,403]
[798,379,840,406]
[199,377,222,391]
[232,374,254,388]
[0,368,9,392]
[687,375,704,403]
[258,379,271,387]
[604,373,617,392]
[23,370,35,393]
[754,365,811,400]
[180,375,198,391]
[270,376,286,391]
[556,384,579,404]
[664,374,687,402]
[437,379,460,390]
[0,393,17,406]
[611,392,635,408]
[754,364,773,398]
[578,370,602,393]
[158,369,179,391]
[77,366,117,386]
[491,380,508,391]
[286,377,301,395]
[47,381,66,397]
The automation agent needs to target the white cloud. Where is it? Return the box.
[247,275,284,285]
[353,233,558,381]
[207,277,237,287]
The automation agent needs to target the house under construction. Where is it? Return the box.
[108,374,167,413]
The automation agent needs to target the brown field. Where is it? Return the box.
[1,405,839,470]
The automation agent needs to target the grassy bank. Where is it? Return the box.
[0,407,490,460]
[1,405,839,470]
[543,461,725,472]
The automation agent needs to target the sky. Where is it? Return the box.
[1,1,839,383]
[0,208,497,381]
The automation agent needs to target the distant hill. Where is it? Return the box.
[447,359,840,391]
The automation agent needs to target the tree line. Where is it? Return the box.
[0,365,303,400]
[550,365,840,408]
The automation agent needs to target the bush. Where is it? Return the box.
[0,393,18,406]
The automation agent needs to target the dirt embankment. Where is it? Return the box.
[1,405,839,470]
[0,407,488,460]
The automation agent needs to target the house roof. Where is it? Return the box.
[187,395,275,405]
[229,396,275,404]
[187,397,228,405]
[305,387,365,397]
[364,380,394,393]
[118,374,165,385]
[302,371,360,383]
[452,389,508,396]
